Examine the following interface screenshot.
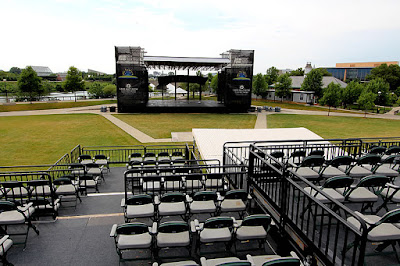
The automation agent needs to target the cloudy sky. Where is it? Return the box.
[1,0,399,74]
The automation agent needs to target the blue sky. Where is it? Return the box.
[1,0,399,74]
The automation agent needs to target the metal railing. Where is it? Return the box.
[248,145,367,266]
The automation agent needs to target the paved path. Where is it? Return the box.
[2,103,400,143]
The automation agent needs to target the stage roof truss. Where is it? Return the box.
[144,56,230,71]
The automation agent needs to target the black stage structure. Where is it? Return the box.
[115,46,254,113]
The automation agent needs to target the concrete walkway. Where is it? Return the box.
[254,111,267,129]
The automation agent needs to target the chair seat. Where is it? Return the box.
[117,233,152,249]
[80,180,97,187]
[6,187,30,197]
[295,167,320,180]
[200,227,232,243]
[381,187,400,202]
[339,165,371,178]
[35,202,61,211]
[56,185,77,195]
[205,179,224,188]
[236,225,267,240]
[158,202,186,216]
[364,165,399,177]
[159,260,198,266]
[321,166,346,178]
[95,159,108,165]
[87,168,102,175]
[71,169,85,176]
[190,201,216,214]
[126,203,154,218]
[185,180,203,189]
[31,186,52,196]
[80,159,93,165]
[220,199,246,212]
[337,187,378,202]
[0,207,34,224]
[0,238,13,256]
[157,231,190,247]
[347,215,400,242]
[304,187,345,203]
[203,257,242,266]
[249,255,282,266]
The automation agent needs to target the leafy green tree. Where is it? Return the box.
[289,68,304,76]
[18,66,42,102]
[265,67,279,85]
[210,74,218,93]
[367,64,400,92]
[319,82,342,116]
[301,69,323,98]
[275,73,292,102]
[64,66,85,93]
[341,81,363,109]
[365,78,390,105]
[9,67,21,75]
[252,73,267,99]
[316,68,332,76]
[88,82,105,98]
[357,89,376,117]
[42,80,56,95]
[103,84,117,98]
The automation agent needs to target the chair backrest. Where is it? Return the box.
[357,154,381,166]
[356,175,389,188]
[217,262,251,266]
[329,156,354,167]
[53,177,73,186]
[204,216,233,229]
[386,145,400,155]
[290,150,306,158]
[85,163,99,169]
[94,154,107,160]
[172,151,183,157]
[145,152,156,158]
[270,151,284,159]
[130,152,142,158]
[0,201,17,212]
[158,159,172,165]
[126,194,153,205]
[242,214,271,229]
[322,176,354,189]
[128,160,142,167]
[79,154,91,161]
[158,221,188,233]
[116,222,148,235]
[300,155,325,167]
[185,174,203,181]
[207,173,223,180]
[262,257,300,266]
[369,146,387,155]
[160,192,185,203]
[381,155,400,164]
[158,152,170,157]
[224,190,248,201]
[309,150,324,156]
[378,208,400,224]
[193,191,217,202]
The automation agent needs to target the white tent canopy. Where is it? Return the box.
[166,84,187,94]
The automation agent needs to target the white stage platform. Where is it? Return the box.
[192,127,324,163]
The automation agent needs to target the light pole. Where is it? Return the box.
[377,91,381,113]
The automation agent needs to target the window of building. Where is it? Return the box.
[300,94,304,100]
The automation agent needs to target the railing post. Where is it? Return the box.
[247,145,255,194]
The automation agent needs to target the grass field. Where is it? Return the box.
[0,100,117,112]
[252,99,357,113]
[268,114,400,139]
[114,113,257,138]
[0,114,137,166]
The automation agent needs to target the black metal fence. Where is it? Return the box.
[248,145,367,266]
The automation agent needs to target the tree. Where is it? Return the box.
[319,82,341,116]
[252,73,267,99]
[341,81,363,109]
[42,80,56,95]
[364,78,390,106]
[210,74,218,93]
[301,69,323,98]
[17,66,42,102]
[88,82,105,98]
[275,73,292,102]
[64,66,85,97]
[9,67,21,75]
[265,67,279,85]
[316,68,332,76]
[367,64,400,92]
[289,68,304,76]
[357,89,376,117]
[103,84,117,98]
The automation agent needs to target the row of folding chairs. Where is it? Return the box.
[128,174,230,195]
[110,214,280,264]
[121,190,251,222]
[129,151,185,163]
[78,154,110,171]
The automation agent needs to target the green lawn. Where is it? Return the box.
[252,99,356,113]
[114,113,257,138]
[0,114,137,166]
[0,100,117,112]
[268,114,400,139]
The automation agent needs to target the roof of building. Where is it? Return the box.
[144,56,230,70]
[288,76,347,89]
[30,66,53,77]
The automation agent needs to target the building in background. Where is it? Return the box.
[30,66,57,80]
[323,61,399,82]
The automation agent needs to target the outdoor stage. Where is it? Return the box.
[141,99,228,113]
